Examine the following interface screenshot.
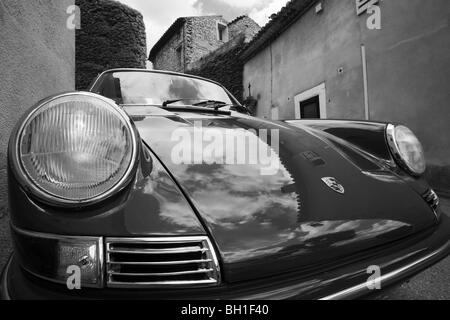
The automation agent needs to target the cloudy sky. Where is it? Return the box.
[117,0,289,54]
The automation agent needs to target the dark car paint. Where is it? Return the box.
[8,141,205,237]
[2,69,448,298]
[292,119,392,161]
[131,110,438,283]
[7,101,440,284]
[3,214,450,300]
[288,119,433,199]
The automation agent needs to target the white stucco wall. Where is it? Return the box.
[243,0,450,189]
[0,0,75,267]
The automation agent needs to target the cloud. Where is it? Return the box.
[117,0,201,55]
[216,0,262,8]
[193,0,274,21]
[117,0,289,57]
[195,0,287,25]
[249,0,289,26]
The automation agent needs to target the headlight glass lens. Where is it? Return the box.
[389,125,426,175]
[18,94,134,203]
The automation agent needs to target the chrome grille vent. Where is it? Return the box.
[105,237,220,288]
[423,189,439,212]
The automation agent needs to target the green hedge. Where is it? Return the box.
[75,0,147,90]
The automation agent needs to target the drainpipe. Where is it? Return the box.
[270,43,273,113]
[361,44,370,120]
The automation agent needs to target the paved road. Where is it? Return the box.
[0,198,449,299]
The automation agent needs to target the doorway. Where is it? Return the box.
[294,83,327,119]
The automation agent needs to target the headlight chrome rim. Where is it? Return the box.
[386,123,426,176]
[14,92,138,207]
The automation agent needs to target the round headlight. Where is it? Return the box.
[386,124,426,176]
[16,93,137,205]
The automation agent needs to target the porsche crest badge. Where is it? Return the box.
[321,177,345,194]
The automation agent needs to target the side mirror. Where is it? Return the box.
[243,96,258,116]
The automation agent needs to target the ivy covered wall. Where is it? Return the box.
[75,0,147,90]
[187,35,246,103]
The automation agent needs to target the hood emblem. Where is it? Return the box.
[321,177,345,194]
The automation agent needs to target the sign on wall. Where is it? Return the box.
[356,0,379,15]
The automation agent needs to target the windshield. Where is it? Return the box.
[91,71,236,106]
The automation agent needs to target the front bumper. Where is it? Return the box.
[2,214,450,300]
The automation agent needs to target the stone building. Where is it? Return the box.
[242,0,450,193]
[228,15,262,44]
[149,15,260,73]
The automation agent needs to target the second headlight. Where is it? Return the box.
[386,124,426,176]
[16,92,137,206]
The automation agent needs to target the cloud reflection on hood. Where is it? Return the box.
[133,115,422,280]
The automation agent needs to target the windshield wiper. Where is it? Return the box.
[192,100,229,109]
[194,101,251,114]
[162,99,231,109]
[161,105,232,115]
[161,99,237,115]
[162,99,184,107]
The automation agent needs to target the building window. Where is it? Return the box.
[294,83,327,119]
[217,23,229,42]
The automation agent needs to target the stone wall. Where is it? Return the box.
[152,16,233,72]
[185,16,260,103]
[0,0,75,270]
[228,16,261,44]
[187,35,247,102]
[152,23,185,72]
[75,0,147,90]
[151,15,260,76]
[185,16,229,67]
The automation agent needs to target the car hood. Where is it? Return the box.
[132,111,437,283]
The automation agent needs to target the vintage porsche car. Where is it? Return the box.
[1,68,449,300]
